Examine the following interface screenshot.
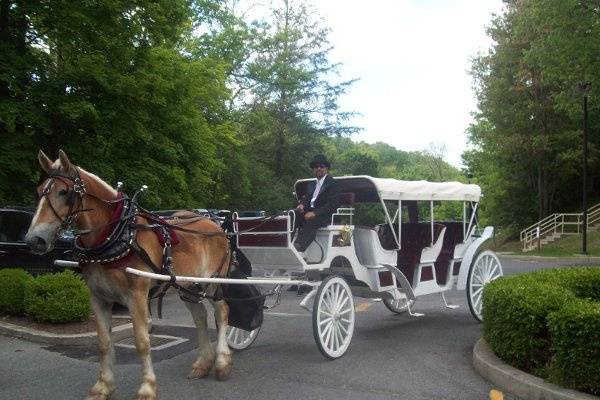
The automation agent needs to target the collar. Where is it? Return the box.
[315,174,328,184]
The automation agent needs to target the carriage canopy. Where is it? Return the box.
[294,175,481,203]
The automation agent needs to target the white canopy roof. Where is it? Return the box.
[294,175,481,202]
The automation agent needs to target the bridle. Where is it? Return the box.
[39,167,90,229]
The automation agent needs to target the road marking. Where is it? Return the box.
[355,302,374,313]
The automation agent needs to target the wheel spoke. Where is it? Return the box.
[339,306,352,315]
[319,317,332,326]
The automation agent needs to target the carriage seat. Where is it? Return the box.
[353,226,397,266]
[376,223,446,285]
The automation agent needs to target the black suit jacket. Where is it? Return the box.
[300,175,341,218]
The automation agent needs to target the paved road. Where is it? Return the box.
[0,257,597,400]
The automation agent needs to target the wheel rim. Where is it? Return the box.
[226,326,260,350]
[383,292,413,313]
[469,251,503,320]
[315,277,355,359]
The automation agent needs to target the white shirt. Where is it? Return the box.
[310,175,327,208]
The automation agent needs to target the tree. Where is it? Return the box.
[0,0,235,208]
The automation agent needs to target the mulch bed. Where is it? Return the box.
[0,314,132,335]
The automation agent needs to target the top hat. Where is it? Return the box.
[309,154,331,168]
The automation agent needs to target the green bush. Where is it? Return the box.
[24,270,91,323]
[548,301,600,395]
[0,269,33,315]
[483,266,600,395]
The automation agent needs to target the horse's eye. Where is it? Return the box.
[58,189,68,196]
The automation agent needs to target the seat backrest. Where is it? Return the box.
[236,217,289,247]
[353,226,397,266]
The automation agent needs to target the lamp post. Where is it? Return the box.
[582,94,589,255]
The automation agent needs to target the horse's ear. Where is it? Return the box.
[58,149,73,171]
[38,150,53,173]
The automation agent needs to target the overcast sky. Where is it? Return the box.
[308,0,505,167]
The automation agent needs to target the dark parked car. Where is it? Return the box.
[237,210,266,218]
[0,207,75,275]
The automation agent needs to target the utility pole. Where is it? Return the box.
[582,94,588,255]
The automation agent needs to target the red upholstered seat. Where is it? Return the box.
[377,223,446,286]
[434,222,465,284]
[237,217,289,247]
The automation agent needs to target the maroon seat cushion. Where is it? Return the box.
[237,218,289,247]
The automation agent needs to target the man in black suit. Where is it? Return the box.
[294,154,341,252]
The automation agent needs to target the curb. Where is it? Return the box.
[0,318,151,346]
[497,253,600,263]
[473,338,599,400]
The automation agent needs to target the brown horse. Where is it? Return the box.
[25,150,232,400]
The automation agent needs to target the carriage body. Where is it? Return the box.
[234,176,500,308]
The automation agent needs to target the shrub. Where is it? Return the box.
[0,269,33,315]
[482,276,575,375]
[24,270,91,323]
[548,301,600,395]
[483,266,600,395]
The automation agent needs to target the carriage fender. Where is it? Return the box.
[456,226,494,290]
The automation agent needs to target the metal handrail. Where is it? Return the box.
[520,202,600,251]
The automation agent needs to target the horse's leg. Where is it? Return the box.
[128,290,156,400]
[212,299,232,381]
[86,296,116,400]
[184,301,216,378]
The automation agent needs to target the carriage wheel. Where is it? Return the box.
[467,250,503,322]
[312,275,355,359]
[226,326,261,351]
[383,291,415,314]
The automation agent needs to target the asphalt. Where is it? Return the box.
[0,256,598,400]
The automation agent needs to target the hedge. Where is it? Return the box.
[24,270,91,323]
[0,269,33,315]
[483,267,600,395]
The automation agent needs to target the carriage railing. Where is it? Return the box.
[331,207,354,225]
[520,202,600,251]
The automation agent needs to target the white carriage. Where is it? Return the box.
[226,175,503,358]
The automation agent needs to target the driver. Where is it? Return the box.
[293,154,341,253]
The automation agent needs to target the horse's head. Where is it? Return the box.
[26,150,84,254]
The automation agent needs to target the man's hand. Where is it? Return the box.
[304,211,316,220]
[296,203,305,212]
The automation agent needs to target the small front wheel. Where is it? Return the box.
[226,326,261,351]
[467,250,503,322]
[383,291,414,314]
[312,275,355,359]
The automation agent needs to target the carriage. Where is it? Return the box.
[131,175,503,359]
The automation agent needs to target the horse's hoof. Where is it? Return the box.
[86,381,115,400]
[187,365,212,379]
[136,381,156,400]
[215,363,232,381]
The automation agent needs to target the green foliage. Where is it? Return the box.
[24,270,91,323]
[548,301,600,395]
[0,269,33,315]
[466,0,600,229]
[483,267,600,394]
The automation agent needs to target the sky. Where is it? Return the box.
[307,0,505,167]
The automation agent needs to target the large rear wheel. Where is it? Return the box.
[467,250,503,322]
[312,275,355,359]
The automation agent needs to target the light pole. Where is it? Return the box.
[582,93,588,255]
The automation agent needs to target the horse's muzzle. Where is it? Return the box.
[25,234,50,255]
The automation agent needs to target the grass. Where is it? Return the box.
[492,228,600,257]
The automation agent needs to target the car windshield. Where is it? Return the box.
[0,211,32,242]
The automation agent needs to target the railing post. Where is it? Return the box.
[537,223,541,252]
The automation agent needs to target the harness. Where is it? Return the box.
[39,168,244,318]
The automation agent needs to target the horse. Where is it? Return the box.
[25,150,233,400]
